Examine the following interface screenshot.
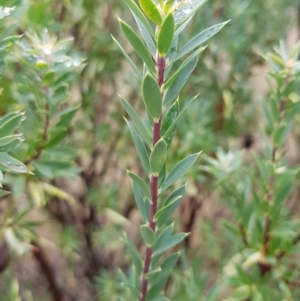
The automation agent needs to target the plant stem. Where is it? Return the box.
[139,56,165,301]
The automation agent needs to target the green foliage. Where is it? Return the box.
[1,0,300,301]
[117,0,226,299]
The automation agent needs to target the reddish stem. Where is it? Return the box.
[139,56,165,301]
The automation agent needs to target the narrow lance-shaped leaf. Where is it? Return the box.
[122,234,143,275]
[160,152,201,191]
[0,135,23,153]
[158,13,175,56]
[163,56,198,107]
[128,171,151,201]
[150,139,167,176]
[0,112,25,137]
[163,94,200,140]
[123,0,155,37]
[140,224,156,245]
[0,153,31,174]
[119,19,156,75]
[154,195,183,227]
[133,182,149,222]
[147,253,179,299]
[125,119,151,176]
[161,100,179,149]
[172,20,230,63]
[133,13,156,58]
[153,232,188,255]
[142,73,162,122]
[111,35,142,81]
[120,96,151,146]
[163,46,205,91]
[139,0,163,26]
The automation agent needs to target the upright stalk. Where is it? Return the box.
[139,55,165,301]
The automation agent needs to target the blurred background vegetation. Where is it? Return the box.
[0,0,300,300]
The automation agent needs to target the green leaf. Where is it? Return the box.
[0,153,31,174]
[125,119,151,176]
[150,139,167,175]
[0,112,25,137]
[133,182,150,222]
[140,224,156,245]
[55,106,78,128]
[120,96,151,146]
[173,0,206,26]
[158,13,175,56]
[163,94,200,141]
[142,73,162,122]
[139,0,163,26]
[164,184,186,206]
[164,0,176,14]
[0,135,23,153]
[160,152,200,191]
[128,171,151,201]
[153,232,187,255]
[158,163,166,188]
[133,13,156,58]
[122,234,143,275]
[147,253,179,300]
[172,20,230,62]
[163,56,198,107]
[111,35,142,81]
[123,0,155,37]
[164,47,205,90]
[32,161,54,179]
[161,100,179,148]
[154,195,183,227]
[272,122,292,147]
[119,19,156,75]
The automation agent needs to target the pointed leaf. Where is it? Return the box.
[133,13,156,58]
[154,195,183,227]
[161,100,179,148]
[164,47,205,90]
[122,234,143,275]
[0,112,25,137]
[173,20,230,62]
[0,153,30,174]
[163,56,198,107]
[163,94,200,140]
[140,224,156,245]
[158,13,175,56]
[133,182,150,222]
[142,73,162,122]
[173,0,206,26]
[0,136,23,152]
[123,0,155,37]
[112,36,142,80]
[139,0,163,26]
[153,232,187,255]
[128,171,151,201]
[125,119,151,176]
[273,122,292,148]
[120,96,151,146]
[160,152,200,191]
[150,139,167,175]
[147,253,179,299]
[119,19,156,75]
